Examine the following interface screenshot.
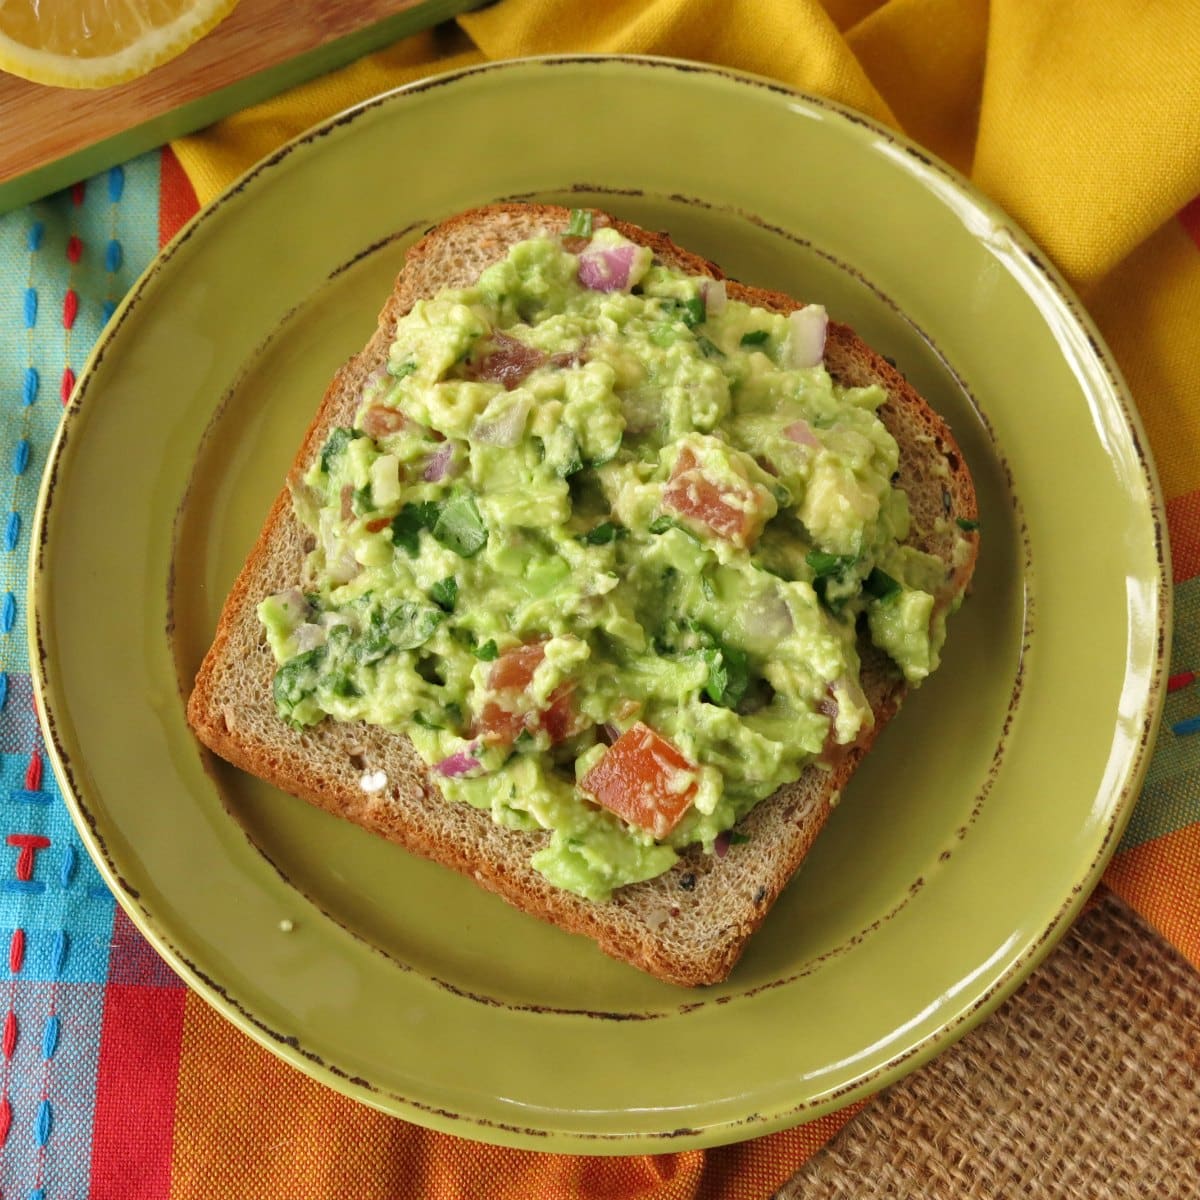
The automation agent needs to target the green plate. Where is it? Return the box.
[30,57,1169,1152]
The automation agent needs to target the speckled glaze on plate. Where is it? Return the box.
[29,57,1169,1152]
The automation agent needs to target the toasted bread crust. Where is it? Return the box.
[187,204,978,987]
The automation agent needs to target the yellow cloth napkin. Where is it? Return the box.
[168,0,1200,1191]
[175,0,1200,514]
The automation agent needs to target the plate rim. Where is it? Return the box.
[28,53,1172,1151]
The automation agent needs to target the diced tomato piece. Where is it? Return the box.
[581,722,698,839]
[466,331,548,391]
[475,701,528,746]
[549,346,588,369]
[339,484,354,521]
[662,447,768,546]
[364,516,392,533]
[359,404,411,438]
[541,684,577,743]
[476,642,579,747]
[474,684,577,747]
[359,404,444,442]
[489,639,548,692]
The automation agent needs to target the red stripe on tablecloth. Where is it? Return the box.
[1166,488,1200,583]
[88,967,186,1197]
[159,147,200,249]
[1180,195,1200,251]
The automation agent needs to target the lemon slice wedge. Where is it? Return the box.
[0,0,240,89]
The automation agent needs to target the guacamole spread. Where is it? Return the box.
[259,214,960,901]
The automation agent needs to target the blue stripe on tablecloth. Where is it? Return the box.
[0,156,161,1199]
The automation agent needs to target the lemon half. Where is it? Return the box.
[0,0,240,89]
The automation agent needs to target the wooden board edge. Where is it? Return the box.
[0,0,489,216]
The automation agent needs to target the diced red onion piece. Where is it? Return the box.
[436,749,482,778]
[322,527,360,583]
[703,279,727,314]
[783,418,820,448]
[787,304,828,368]
[578,244,637,292]
[272,587,307,618]
[714,830,732,858]
[472,396,532,447]
[423,443,455,482]
[328,551,359,584]
[360,404,411,439]
[836,673,869,716]
[359,367,387,401]
[467,331,547,391]
[745,592,794,641]
[292,623,326,652]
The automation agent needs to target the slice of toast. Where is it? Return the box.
[186,204,978,987]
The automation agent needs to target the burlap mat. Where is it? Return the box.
[778,892,1200,1197]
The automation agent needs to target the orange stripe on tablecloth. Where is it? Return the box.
[169,991,862,1199]
[159,146,200,249]
[1165,489,1200,583]
[1180,194,1200,252]
[1104,823,1200,970]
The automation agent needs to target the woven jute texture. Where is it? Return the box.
[778,892,1200,1198]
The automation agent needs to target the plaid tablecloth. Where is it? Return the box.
[1,1,1198,1195]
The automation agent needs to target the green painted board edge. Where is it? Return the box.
[0,0,489,215]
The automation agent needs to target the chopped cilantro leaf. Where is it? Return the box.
[556,450,584,479]
[319,427,363,474]
[272,647,324,719]
[956,517,980,531]
[432,492,488,558]
[580,521,625,546]
[805,550,857,578]
[863,567,902,601]
[357,602,443,662]
[391,501,439,557]
[740,329,770,346]
[703,641,750,709]
[473,639,499,662]
[351,483,374,516]
[430,576,458,611]
[657,618,750,710]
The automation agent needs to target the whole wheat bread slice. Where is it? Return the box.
[186,204,978,987]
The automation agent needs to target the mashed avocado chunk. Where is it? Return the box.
[259,215,967,901]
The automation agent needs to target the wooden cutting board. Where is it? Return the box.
[0,0,486,214]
